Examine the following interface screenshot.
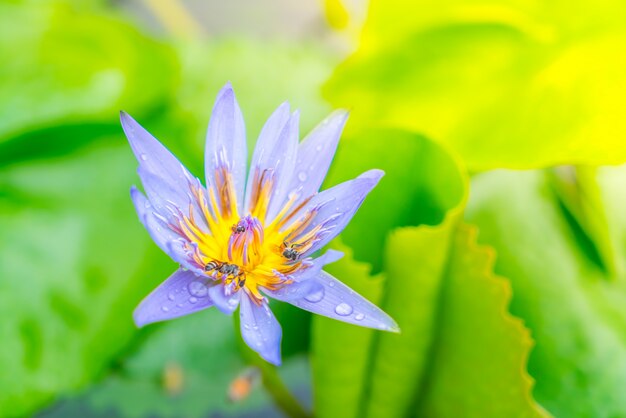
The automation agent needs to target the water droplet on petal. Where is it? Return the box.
[228,297,239,308]
[140,153,148,161]
[168,292,175,301]
[298,172,307,181]
[161,306,170,312]
[335,303,353,316]
[253,325,259,330]
[328,281,335,287]
[244,324,250,330]
[304,288,325,303]
[189,297,198,304]
[188,281,208,297]
[355,313,365,321]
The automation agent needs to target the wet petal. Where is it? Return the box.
[286,169,384,255]
[288,110,348,202]
[239,294,282,365]
[275,271,399,332]
[262,249,344,302]
[167,239,208,276]
[245,102,299,221]
[121,111,194,190]
[209,284,241,314]
[205,82,247,210]
[131,186,180,257]
[137,166,208,229]
[133,268,214,327]
[130,186,150,228]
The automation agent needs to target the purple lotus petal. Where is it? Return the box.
[288,110,348,202]
[286,169,384,256]
[209,284,241,314]
[131,186,181,255]
[167,239,207,276]
[244,102,299,221]
[277,271,399,332]
[262,250,343,302]
[295,249,344,280]
[121,111,194,190]
[123,85,395,367]
[205,83,247,210]
[239,294,282,366]
[130,186,150,227]
[133,268,214,327]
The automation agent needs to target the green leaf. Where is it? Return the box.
[466,169,626,417]
[325,0,626,170]
[89,312,311,418]
[323,127,466,271]
[415,224,549,418]
[0,2,177,144]
[0,142,173,418]
[312,241,385,418]
[312,128,546,417]
[312,129,467,418]
[547,166,616,277]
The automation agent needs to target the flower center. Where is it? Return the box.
[168,171,318,301]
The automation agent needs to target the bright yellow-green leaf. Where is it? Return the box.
[326,0,626,170]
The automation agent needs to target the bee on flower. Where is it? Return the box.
[122,83,399,366]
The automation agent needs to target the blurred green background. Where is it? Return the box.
[2,0,626,417]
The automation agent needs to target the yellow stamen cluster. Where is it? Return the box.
[170,169,321,302]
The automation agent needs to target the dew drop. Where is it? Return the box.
[298,172,307,182]
[188,281,208,297]
[140,153,148,161]
[328,281,335,288]
[355,313,365,321]
[253,325,259,330]
[244,324,250,330]
[227,297,239,308]
[168,293,175,301]
[161,306,170,312]
[189,297,198,304]
[335,303,353,316]
[304,288,325,303]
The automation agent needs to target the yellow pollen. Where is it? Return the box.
[172,169,316,303]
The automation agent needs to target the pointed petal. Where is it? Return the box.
[289,110,348,201]
[245,103,299,221]
[130,186,149,228]
[239,294,282,365]
[262,249,344,301]
[120,111,193,190]
[133,268,213,327]
[205,83,247,210]
[167,239,208,276]
[286,169,384,255]
[275,271,399,332]
[209,284,241,314]
[137,166,209,231]
[131,186,182,258]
